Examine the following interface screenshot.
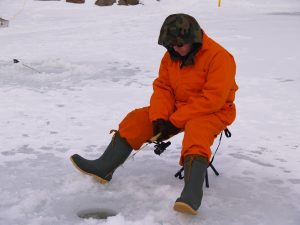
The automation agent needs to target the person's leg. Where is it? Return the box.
[70,107,153,183]
[180,114,226,165]
[174,114,226,215]
[118,106,153,149]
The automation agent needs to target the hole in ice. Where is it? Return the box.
[267,12,300,16]
[77,208,117,220]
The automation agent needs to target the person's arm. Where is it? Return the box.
[149,53,175,122]
[169,51,236,129]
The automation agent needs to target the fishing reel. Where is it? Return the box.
[147,133,171,155]
[153,141,171,155]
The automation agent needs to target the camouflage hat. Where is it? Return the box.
[158,14,202,47]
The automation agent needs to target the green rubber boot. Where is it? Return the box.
[70,132,132,184]
[173,155,208,215]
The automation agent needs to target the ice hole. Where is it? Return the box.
[77,208,117,220]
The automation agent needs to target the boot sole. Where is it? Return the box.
[70,156,108,184]
[173,202,197,215]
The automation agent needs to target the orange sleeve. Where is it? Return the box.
[149,53,175,122]
[169,52,236,129]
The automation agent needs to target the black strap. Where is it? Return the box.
[208,132,223,166]
[208,128,231,166]
[224,128,232,138]
[174,167,184,180]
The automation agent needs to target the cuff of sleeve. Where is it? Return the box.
[149,113,169,123]
[169,116,185,130]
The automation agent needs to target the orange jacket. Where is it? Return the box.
[149,33,238,129]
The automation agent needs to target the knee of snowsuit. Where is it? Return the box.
[118,107,227,165]
[119,107,153,150]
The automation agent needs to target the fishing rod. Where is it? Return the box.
[13,59,42,73]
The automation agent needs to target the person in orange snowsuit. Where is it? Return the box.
[71,13,238,215]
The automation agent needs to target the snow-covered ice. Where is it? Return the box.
[0,0,300,224]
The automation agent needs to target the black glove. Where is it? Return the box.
[152,119,180,141]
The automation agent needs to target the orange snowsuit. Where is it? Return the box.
[119,33,238,165]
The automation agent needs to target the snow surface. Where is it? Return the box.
[0,0,300,224]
